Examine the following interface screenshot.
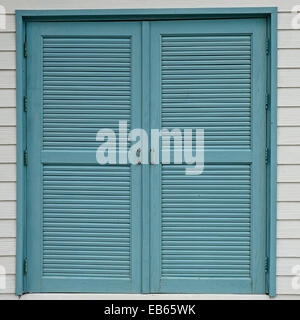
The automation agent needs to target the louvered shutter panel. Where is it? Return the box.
[150,19,267,293]
[26,22,142,292]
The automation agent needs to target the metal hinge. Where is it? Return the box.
[24,41,27,58]
[265,257,269,273]
[24,96,28,112]
[24,149,28,166]
[265,93,270,110]
[24,258,28,274]
[265,147,269,164]
[266,38,270,55]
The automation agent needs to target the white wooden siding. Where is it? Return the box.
[0,52,16,70]
[0,0,300,299]
[277,202,300,219]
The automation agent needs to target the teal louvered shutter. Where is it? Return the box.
[26,22,142,292]
[150,19,267,293]
[25,18,268,294]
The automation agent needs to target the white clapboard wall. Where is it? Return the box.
[0,0,300,299]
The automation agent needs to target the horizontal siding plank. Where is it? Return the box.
[278,165,300,182]
[278,69,300,88]
[278,146,300,164]
[278,183,300,201]
[0,127,16,145]
[0,108,16,126]
[278,12,297,30]
[0,275,15,294]
[278,202,300,220]
[0,164,16,182]
[0,294,18,300]
[279,49,300,68]
[278,239,300,257]
[0,201,16,219]
[278,88,300,106]
[0,33,15,51]
[0,220,16,238]
[277,276,300,294]
[278,108,300,126]
[277,220,300,238]
[0,71,15,89]
[0,146,16,163]
[0,6,294,21]
[278,127,300,145]
[0,0,298,13]
[0,90,16,107]
[0,256,15,275]
[0,183,16,201]
[0,52,16,70]
[277,258,300,275]
[2,15,15,32]
[279,30,300,49]
[0,238,15,256]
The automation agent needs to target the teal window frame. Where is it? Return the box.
[16,7,277,296]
